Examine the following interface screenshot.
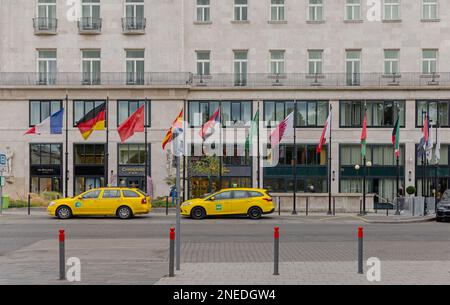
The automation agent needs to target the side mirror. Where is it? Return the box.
[210,196,215,201]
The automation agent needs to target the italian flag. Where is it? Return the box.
[360,110,367,158]
[392,116,400,158]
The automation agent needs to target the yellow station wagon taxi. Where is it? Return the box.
[47,187,151,219]
[181,188,274,220]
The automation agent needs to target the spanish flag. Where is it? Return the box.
[76,103,106,140]
[162,109,184,150]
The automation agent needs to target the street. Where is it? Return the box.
[0,211,449,284]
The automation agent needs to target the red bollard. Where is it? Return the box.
[59,229,65,280]
[358,227,363,274]
[274,227,280,275]
[169,228,175,277]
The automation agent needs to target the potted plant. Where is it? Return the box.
[406,186,416,197]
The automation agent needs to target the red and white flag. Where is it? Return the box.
[270,111,294,148]
[317,112,332,154]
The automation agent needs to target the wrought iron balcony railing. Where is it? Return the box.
[0,72,448,87]
[121,17,146,33]
[78,17,102,34]
[33,17,58,34]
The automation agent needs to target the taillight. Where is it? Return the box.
[141,198,147,204]
[263,198,273,202]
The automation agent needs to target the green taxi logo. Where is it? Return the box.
[75,202,82,208]
[216,204,222,211]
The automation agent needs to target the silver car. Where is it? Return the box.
[437,190,450,222]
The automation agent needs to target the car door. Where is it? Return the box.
[122,189,142,212]
[74,189,102,215]
[98,189,122,215]
[208,190,233,215]
[230,190,252,214]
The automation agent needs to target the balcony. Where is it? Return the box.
[78,17,102,34]
[33,18,57,35]
[121,17,146,34]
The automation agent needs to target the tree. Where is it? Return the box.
[189,156,229,193]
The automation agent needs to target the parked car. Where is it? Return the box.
[437,190,450,222]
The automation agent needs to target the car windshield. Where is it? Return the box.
[441,190,450,201]
[202,193,212,199]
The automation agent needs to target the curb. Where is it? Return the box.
[363,216,436,224]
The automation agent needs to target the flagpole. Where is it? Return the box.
[183,100,187,201]
[327,104,332,215]
[64,94,69,198]
[435,122,439,213]
[145,97,148,194]
[422,111,426,197]
[219,101,222,190]
[105,97,109,187]
[395,108,401,216]
[292,103,297,215]
[257,102,261,189]
[362,102,367,216]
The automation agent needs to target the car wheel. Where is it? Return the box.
[56,206,72,220]
[191,207,206,220]
[436,217,442,222]
[117,206,133,219]
[248,207,262,220]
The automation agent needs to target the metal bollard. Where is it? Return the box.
[332,197,336,216]
[273,226,280,276]
[358,227,363,274]
[59,229,65,280]
[169,227,175,277]
[166,196,169,216]
[28,194,31,216]
[277,197,281,216]
[306,197,309,216]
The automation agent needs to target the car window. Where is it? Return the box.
[248,191,263,197]
[232,191,249,199]
[81,190,101,199]
[102,190,121,198]
[214,191,232,200]
[122,190,140,198]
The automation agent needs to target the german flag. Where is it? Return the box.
[76,103,106,140]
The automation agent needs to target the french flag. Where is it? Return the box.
[25,108,64,135]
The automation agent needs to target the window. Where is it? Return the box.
[30,144,62,165]
[277,144,328,166]
[383,0,400,20]
[345,0,361,21]
[75,144,105,165]
[74,100,106,126]
[196,51,211,75]
[270,50,285,75]
[223,144,250,166]
[271,0,285,21]
[214,191,233,200]
[82,0,100,18]
[37,0,56,19]
[188,101,252,127]
[123,190,140,197]
[81,189,101,199]
[126,50,145,85]
[124,0,145,30]
[82,50,101,85]
[119,144,148,165]
[346,50,361,85]
[416,100,450,127]
[37,50,57,85]
[308,0,323,22]
[234,51,248,86]
[117,100,150,127]
[422,0,438,20]
[29,100,62,126]
[197,0,211,22]
[264,101,328,128]
[234,0,248,21]
[422,49,438,74]
[384,50,399,74]
[102,190,121,198]
[232,190,249,198]
[340,100,405,127]
[340,144,405,166]
[308,50,323,75]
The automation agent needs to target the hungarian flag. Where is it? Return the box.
[199,108,221,140]
[117,105,145,143]
[392,116,400,158]
[162,109,184,150]
[270,111,294,148]
[76,103,106,140]
[245,110,259,153]
[360,110,367,158]
[317,112,331,154]
[25,108,64,135]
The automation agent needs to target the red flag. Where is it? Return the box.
[117,105,145,143]
[270,112,294,148]
[200,108,221,140]
[422,114,429,142]
[162,109,184,150]
[317,112,331,154]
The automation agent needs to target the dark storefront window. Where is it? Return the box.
[73,100,106,126]
[117,144,150,191]
[340,100,405,127]
[416,100,450,127]
[117,100,151,127]
[29,100,62,126]
[188,101,252,127]
[264,100,328,128]
[30,143,62,194]
[74,144,105,194]
[416,144,449,198]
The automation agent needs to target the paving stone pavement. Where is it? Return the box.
[155,261,450,285]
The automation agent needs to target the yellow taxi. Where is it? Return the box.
[181,188,274,220]
[47,187,151,219]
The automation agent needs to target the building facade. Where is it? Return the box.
[1,0,450,202]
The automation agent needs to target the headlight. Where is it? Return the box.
[48,201,56,207]
[181,202,192,207]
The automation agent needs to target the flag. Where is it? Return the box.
[117,105,145,143]
[162,109,184,150]
[417,137,426,160]
[199,108,221,140]
[391,116,400,158]
[422,114,429,142]
[245,110,259,153]
[76,103,106,140]
[435,127,441,164]
[317,111,331,154]
[360,110,367,158]
[426,124,434,162]
[25,108,64,135]
[270,111,294,148]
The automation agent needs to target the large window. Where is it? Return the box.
[345,0,361,21]
[270,50,285,75]
[234,50,248,86]
[118,144,148,165]
[37,0,56,20]
[340,144,405,167]
[188,101,252,127]
[75,144,105,165]
[234,0,248,21]
[416,100,450,127]
[73,100,106,126]
[264,101,329,128]
[276,144,328,166]
[270,0,285,21]
[346,50,361,85]
[340,100,405,127]
[422,49,438,74]
[80,0,101,30]
[31,143,62,166]
[30,143,62,194]
[126,49,145,85]
[196,51,211,75]
[197,0,211,22]
[383,0,400,20]
[29,100,62,126]
[384,50,399,75]
[125,0,144,20]
[308,50,323,75]
[37,50,57,85]
[422,0,438,20]
[308,0,324,22]
[223,144,250,166]
[82,50,101,85]
[117,100,150,127]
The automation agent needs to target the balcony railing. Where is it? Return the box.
[33,17,57,34]
[0,72,449,87]
[121,17,146,33]
[78,17,102,34]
